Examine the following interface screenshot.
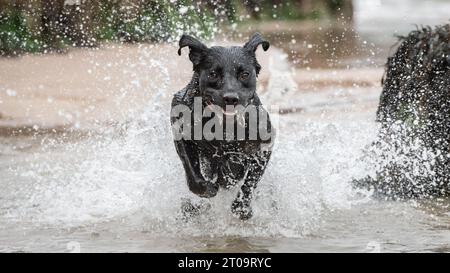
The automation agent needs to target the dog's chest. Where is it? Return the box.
[197,140,258,186]
[199,139,262,158]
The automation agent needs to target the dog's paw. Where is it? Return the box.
[231,200,253,221]
[190,179,219,198]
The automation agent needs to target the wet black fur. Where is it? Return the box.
[355,25,450,198]
[171,33,274,220]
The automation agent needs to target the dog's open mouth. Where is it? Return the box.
[223,107,237,116]
[204,99,238,116]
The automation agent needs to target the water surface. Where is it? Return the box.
[1,0,450,253]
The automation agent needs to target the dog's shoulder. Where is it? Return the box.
[250,94,263,106]
[172,87,188,106]
[172,74,200,109]
[172,86,194,108]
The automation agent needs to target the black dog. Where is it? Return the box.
[171,33,275,220]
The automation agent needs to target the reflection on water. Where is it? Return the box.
[257,0,450,68]
[263,22,366,68]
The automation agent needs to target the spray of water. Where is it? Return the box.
[1,41,380,238]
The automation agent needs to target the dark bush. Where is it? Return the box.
[0,9,42,55]
[0,0,216,55]
[358,24,450,198]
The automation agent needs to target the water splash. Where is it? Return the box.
[0,43,377,239]
[2,110,376,239]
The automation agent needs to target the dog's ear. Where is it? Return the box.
[178,34,208,69]
[243,33,269,76]
[243,32,270,53]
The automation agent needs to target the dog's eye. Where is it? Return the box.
[209,71,218,79]
[239,72,250,81]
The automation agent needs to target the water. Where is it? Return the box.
[1,85,450,252]
[264,0,450,68]
[1,0,450,252]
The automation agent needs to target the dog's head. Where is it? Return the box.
[178,33,269,113]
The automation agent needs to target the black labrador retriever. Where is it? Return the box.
[171,33,275,220]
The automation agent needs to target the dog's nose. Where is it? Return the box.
[223,93,239,106]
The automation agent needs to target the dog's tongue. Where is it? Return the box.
[223,110,236,116]
[205,104,237,116]
[224,106,236,116]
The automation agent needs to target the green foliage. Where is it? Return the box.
[95,1,122,41]
[0,9,42,55]
[0,0,216,55]
[326,0,346,12]
[231,0,322,21]
[93,0,215,43]
[263,0,322,21]
[0,0,349,55]
[395,102,426,132]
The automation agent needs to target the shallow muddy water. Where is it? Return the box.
[1,0,450,253]
[1,86,450,253]
[264,0,450,68]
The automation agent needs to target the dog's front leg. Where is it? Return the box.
[174,140,219,198]
[231,151,271,220]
